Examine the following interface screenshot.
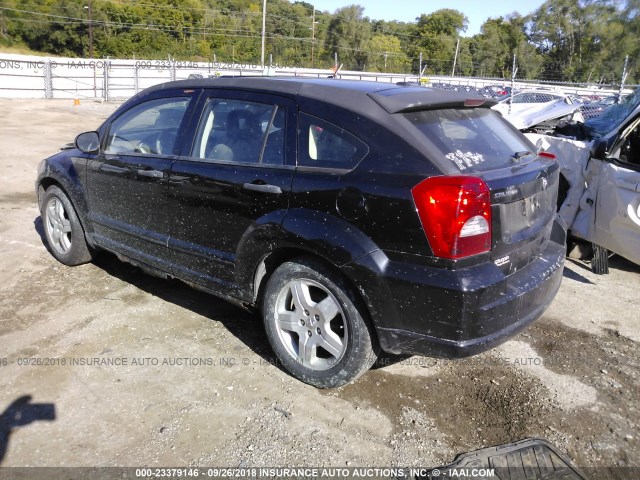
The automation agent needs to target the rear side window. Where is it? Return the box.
[298,113,368,170]
[404,108,533,173]
[192,98,285,165]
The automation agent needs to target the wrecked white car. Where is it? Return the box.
[526,89,640,273]
[494,90,585,133]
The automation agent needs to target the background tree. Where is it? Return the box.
[366,34,405,72]
[411,9,467,75]
[473,14,543,79]
[324,5,371,70]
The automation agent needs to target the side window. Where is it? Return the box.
[104,97,189,155]
[512,93,532,104]
[536,93,555,103]
[298,113,368,170]
[193,98,284,165]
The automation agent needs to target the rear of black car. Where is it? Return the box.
[342,91,566,358]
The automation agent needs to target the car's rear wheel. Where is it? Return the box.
[262,259,378,388]
[42,185,93,266]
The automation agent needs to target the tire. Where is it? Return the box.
[41,185,93,266]
[262,258,378,388]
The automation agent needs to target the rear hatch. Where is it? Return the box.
[400,105,559,274]
[484,159,559,275]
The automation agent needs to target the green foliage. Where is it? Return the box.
[324,5,370,70]
[526,0,636,83]
[412,9,468,75]
[366,34,406,72]
[0,0,636,83]
[473,14,543,79]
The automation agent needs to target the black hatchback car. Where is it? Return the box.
[36,77,566,387]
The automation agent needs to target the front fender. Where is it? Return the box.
[36,151,94,240]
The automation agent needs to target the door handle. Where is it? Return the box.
[100,164,128,174]
[137,169,164,179]
[168,175,189,186]
[242,182,282,194]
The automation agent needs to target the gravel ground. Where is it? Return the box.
[0,98,638,477]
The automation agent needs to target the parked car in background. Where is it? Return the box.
[36,78,566,387]
[478,85,512,99]
[494,90,585,133]
[493,90,583,116]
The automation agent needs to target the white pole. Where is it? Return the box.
[618,55,629,101]
[451,37,460,77]
[261,0,267,68]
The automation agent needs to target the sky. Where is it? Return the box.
[309,0,549,36]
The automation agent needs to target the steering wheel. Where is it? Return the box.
[134,142,151,154]
[155,132,177,156]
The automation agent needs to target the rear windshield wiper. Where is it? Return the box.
[512,151,533,161]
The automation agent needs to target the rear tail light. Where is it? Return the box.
[538,151,557,160]
[412,176,492,259]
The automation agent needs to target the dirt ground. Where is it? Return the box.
[0,98,638,476]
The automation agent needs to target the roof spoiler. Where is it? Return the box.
[368,88,498,114]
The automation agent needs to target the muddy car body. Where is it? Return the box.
[36,77,566,387]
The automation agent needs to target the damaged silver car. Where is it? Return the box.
[526,88,640,273]
[493,90,585,133]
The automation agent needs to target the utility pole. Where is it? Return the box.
[84,0,94,58]
[310,7,318,68]
[451,37,460,77]
[261,0,266,68]
[509,53,517,114]
[418,52,422,78]
[618,55,629,102]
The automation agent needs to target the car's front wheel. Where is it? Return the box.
[262,258,378,388]
[41,185,93,266]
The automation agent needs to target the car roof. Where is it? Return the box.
[147,76,495,115]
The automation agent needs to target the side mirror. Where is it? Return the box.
[75,131,100,153]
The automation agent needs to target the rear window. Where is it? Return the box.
[403,108,534,173]
[298,113,368,170]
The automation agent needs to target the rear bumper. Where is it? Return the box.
[345,236,565,358]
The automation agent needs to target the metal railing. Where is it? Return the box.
[0,53,418,100]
